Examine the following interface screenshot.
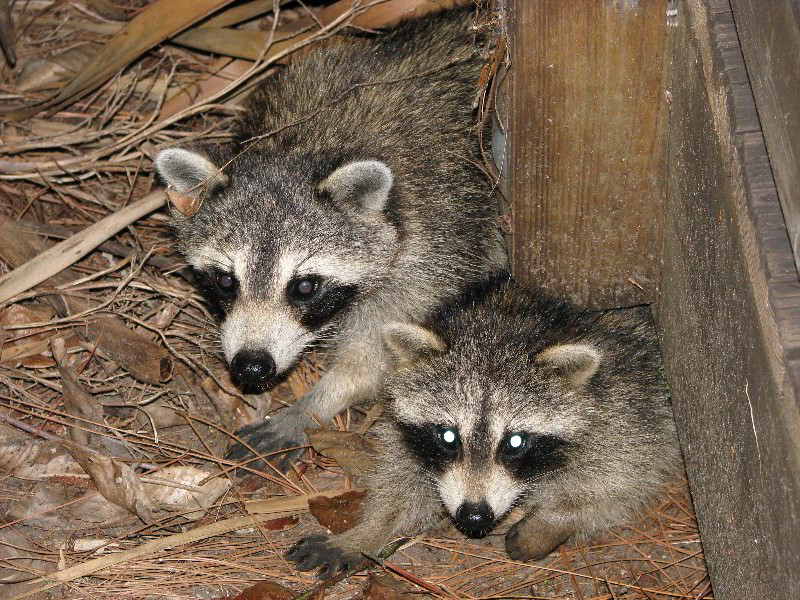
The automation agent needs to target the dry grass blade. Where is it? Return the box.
[0,191,166,305]
[10,0,241,118]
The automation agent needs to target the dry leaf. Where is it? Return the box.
[0,304,53,366]
[360,573,418,600]
[202,374,270,434]
[54,344,104,446]
[0,441,84,480]
[15,0,242,117]
[8,485,131,529]
[64,441,156,523]
[308,490,366,534]
[227,580,294,600]
[307,429,379,479]
[145,465,231,519]
[15,47,96,92]
[85,316,172,384]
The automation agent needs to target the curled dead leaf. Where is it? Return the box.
[308,490,366,534]
[84,316,172,384]
[54,341,103,446]
[63,441,156,523]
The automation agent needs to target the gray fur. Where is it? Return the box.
[287,276,681,576]
[154,9,507,463]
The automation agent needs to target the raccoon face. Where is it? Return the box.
[156,147,398,391]
[383,322,600,538]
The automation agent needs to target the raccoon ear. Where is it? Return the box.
[536,343,601,388]
[155,148,228,215]
[383,322,447,369]
[319,160,393,211]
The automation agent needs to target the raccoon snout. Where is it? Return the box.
[230,350,276,391]
[454,501,495,538]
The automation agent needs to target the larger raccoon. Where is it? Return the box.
[154,8,507,464]
[287,275,681,577]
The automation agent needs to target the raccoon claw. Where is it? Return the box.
[225,416,308,472]
[286,534,360,579]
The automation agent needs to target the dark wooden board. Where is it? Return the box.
[658,0,800,596]
[729,0,800,274]
[508,0,669,309]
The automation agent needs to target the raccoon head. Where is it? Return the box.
[382,322,600,538]
[156,146,399,391]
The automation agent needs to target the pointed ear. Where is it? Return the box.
[155,148,228,216]
[319,160,393,211]
[383,322,446,369]
[536,343,601,388]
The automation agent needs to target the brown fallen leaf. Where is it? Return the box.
[307,429,379,479]
[202,373,270,435]
[84,0,130,21]
[15,46,96,92]
[144,465,231,519]
[308,489,366,534]
[8,485,132,529]
[53,338,103,446]
[63,441,156,523]
[227,580,294,600]
[0,304,54,366]
[0,441,84,480]
[84,316,173,384]
[359,573,418,600]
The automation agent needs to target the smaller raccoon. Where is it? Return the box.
[287,275,681,577]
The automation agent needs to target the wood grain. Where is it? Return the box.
[509,0,669,308]
[729,0,800,274]
[658,0,800,596]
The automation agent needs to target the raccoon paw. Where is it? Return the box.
[286,534,361,579]
[225,412,311,471]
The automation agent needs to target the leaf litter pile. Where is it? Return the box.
[0,0,712,598]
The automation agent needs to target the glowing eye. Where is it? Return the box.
[503,432,529,456]
[289,277,319,300]
[216,272,235,292]
[442,429,456,444]
[509,434,523,449]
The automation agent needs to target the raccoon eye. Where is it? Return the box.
[215,271,236,293]
[288,277,320,301]
[436,426,460,452]
[502,432,530,457]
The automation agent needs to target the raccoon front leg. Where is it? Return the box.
[227,334,386,468]
[288,451,443,578]
[504,511,575,561]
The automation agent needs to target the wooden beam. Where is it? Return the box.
[509,0,669,309]
[729,0,800,274]
[659,0,800,596]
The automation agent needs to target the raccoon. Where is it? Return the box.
[154,8,508,464]
[287,275,681,577]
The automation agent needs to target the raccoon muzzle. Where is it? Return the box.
[454,501,495,538]
[230,349,276,391]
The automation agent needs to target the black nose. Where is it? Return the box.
[455,502,495,538]
[230,350,276,390]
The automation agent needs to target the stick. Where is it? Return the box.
[0,191,166,306]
